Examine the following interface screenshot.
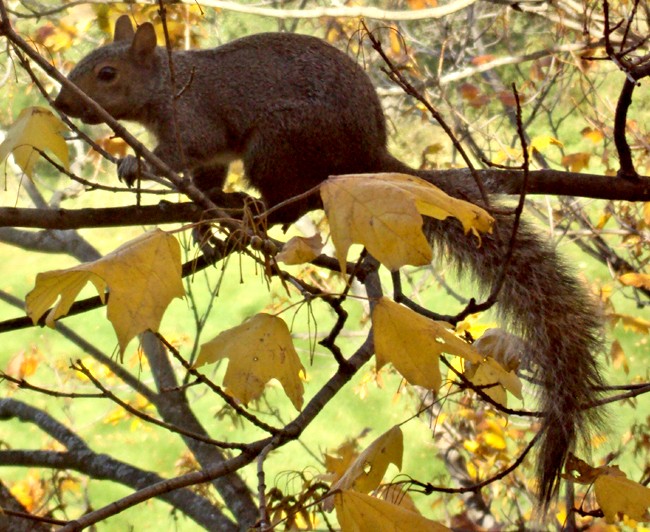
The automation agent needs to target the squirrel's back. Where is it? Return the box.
[54,28,389,220]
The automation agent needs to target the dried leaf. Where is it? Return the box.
[276,234,323,265]
[609,313,650,334]
[609,340,629,374]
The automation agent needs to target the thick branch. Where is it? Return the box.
[0,170,647,232]
[0,448,232,531]
[425,168,650,201]
[0,204,203,229]
[137,333,259,527]
[0,398,235,530]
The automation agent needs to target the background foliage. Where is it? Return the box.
[0,0,648,530]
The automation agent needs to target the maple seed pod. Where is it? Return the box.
[262,240,278,256]
[249,235,264,250]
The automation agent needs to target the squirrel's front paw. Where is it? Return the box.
[118,155,145,187]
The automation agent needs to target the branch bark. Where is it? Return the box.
[0,398,235,530]
[0,170,646,232]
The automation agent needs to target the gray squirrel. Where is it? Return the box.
[54,15,604,508]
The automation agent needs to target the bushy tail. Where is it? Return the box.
[431,206,603,502]
[379,154,605,504]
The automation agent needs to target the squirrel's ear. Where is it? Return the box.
[131,23,157,56]
[114,15,135,42]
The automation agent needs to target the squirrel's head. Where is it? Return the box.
[53,15,159,124]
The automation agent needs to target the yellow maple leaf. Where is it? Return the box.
[276,234,324,265]
[594,472,650,523]
[335,490,450,531]
[581,127,605,144]
[194,313,305,410]
[561,152,591,172]
[330,426,403,497]
[464,357,523,407]
[609,313,650,334]
[321,173,493,273]
[619,273,650,290]
[0,106,69,177]
[530,135,563,153]
[9,471,46,513]
[373,297,482,393]
[493,146,522,165]
[482,427,507,451]
[25,230,184,357]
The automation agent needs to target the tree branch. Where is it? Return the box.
[0,169,646,233]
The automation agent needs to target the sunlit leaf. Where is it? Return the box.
[619,272,650,290]
[561,152,590,172]
[609,313,650,334]
[25,230,183,356]
[493,146,522,165]
[330,426,403,495]
[530,135,563,153]
[0,107,69,177]
[195,313,305,410]
[465,357,523,407]
[581,127,604,143]
[595,472,650,523]
[482,428,507,450]
[335,490,450,531]
[373,297,482,393]
[6,348,41,379]
[9,471,46,513]
[321,173,493,273]
[94,136,129,159]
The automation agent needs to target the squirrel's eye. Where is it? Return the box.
[97,66,117,82]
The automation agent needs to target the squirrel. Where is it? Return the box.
[54,15,604,508]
